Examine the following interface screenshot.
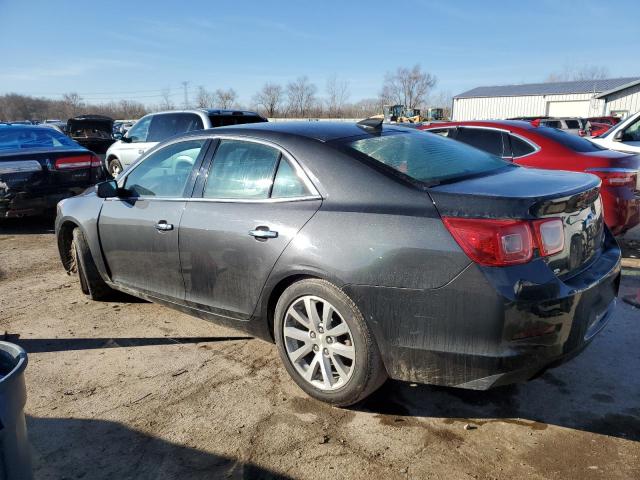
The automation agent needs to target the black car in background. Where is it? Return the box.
[55,121,620,406]
[67,115,115,155]
[0,125,104,218]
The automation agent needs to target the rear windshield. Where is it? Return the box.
[208,115,266,127]
[346,131,509,185]
[0,127,79,152]
[534,126,606,152]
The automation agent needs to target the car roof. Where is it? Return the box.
[195,121,413,142]
[423,120,535,131]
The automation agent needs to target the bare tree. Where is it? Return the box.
[61,92,84,117]
[380,65,437,109]
[545,64,610,82]
[253,82,283,117]
[215,88,237,109]
[286,76,317,117]
[325,75,350,117]
[195,86,215,108]
[160,87,174,110]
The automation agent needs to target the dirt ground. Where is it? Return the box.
[1,218,639,480]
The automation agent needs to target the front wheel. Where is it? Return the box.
[274,279,387,406]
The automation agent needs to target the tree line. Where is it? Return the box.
[1,65,452,122]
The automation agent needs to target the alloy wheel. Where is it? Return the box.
[283,295,355,391]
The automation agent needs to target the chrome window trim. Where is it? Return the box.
[104,195,322,204]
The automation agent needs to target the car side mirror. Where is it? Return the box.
[113,133,123,140]
[96,180,125,198]
[613,130,624,142]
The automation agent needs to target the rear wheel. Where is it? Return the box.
[274,279,387,406]
[71,228,114,300]
[107,158,123,178]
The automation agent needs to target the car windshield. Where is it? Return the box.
[0,127,79,151]
[345,131,509,185]
[534,126,607,152]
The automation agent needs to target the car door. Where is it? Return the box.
[179,138,322,320]
[98,138,210,301]
[118,115,154,168]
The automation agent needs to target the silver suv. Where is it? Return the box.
[104,109,266,177]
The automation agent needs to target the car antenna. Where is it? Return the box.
[357,116,384,130]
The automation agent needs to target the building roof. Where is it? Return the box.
[454,77,640,99]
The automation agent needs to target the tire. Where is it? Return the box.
[71,228,114,301]
[107,158,123,178]
[274,278,387,406]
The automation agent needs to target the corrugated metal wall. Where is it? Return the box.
[603,84,640,116]
[452,93,606,120]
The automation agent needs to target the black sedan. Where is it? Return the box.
[1,126,104,219]
[54,121,620,406]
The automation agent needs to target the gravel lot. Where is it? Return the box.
[1,218,639,480]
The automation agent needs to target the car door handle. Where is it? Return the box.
[155,221,174,232]
[249,228,278,239]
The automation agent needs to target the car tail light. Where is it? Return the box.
[442,218,533,266]
[588,168,638,190]
[443,217,566,267]
[532,218,564,256]
[54,154,98,170]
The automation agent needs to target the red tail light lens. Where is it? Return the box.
[54,154,98,170]
[533,218,565,256]
[588,169,638,189]
[442,218,533,266]
[443,217,566,266]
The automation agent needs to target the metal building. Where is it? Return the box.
[452,77,640,121]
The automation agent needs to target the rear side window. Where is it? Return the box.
[425,128,452,137]
[534,127,606,152]
[454,128,504,156]
[346,131,509,185]
[272,159,311,198]
[147,114,204,142]
[509,135,536,157]
[204,140,280,199]
[208,115,266,127]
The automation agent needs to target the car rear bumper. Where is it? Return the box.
[344,231,621,389]
[0,186,90,218]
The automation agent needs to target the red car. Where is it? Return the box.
[418,121,640,235]
[587,116,621,126]
[588,122,613,138]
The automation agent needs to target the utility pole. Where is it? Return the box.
[181,81,189,109]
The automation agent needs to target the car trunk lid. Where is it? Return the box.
[428,167,604,277]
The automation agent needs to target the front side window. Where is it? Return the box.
[124,139,205,197]
[126,116,152,143]
[346,131,509,185]
[454,128,504,157]
[565,120,580,129]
